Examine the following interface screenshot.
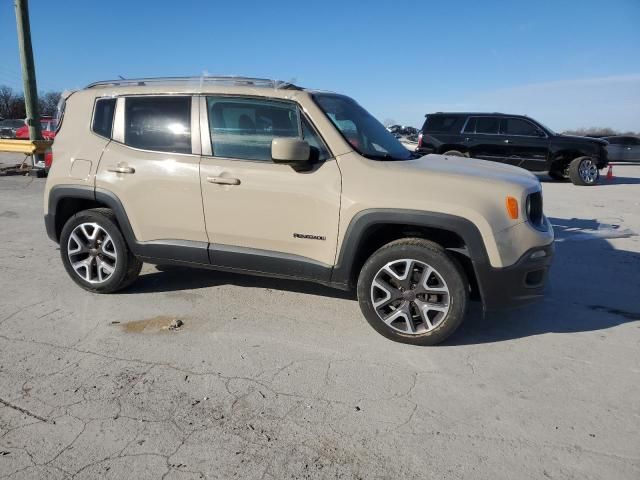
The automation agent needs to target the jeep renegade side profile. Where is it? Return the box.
[44,77,554,345]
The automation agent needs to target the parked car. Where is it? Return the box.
[44,76,553,346]
[15,117,57,140]
[603,136,640,162]
[418,112,609,186]
[0,119,25,138]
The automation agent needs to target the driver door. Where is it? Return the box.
[198,96,342,279]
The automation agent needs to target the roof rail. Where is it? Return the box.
[85,76,300,90]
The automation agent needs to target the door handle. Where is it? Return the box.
[207,176,240,185]
[107,165,135,174]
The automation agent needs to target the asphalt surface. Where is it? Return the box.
[0,153,639,479]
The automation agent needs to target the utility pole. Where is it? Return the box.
[14,0,41,141]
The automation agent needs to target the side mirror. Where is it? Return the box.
[535,128,546,137]
[271,138,312,171]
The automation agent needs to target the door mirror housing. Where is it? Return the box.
[535,128,546,137]
[271,138,312,170]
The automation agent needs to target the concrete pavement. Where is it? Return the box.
[0,160,639,479]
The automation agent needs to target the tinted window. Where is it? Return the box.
[124,96,191,154]
[207,97,300,161]
[463,117,476,133]
[503,118,538,136]
[475,117,500,134]
[425,115,459,133]
[92,98,116,138]
[302,117,330,161]
[605,137,622,145]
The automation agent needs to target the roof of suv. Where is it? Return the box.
[427,112,530,118]
[75,76,322,98]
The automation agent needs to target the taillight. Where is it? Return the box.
[44,151,53,168]
[418,133,423,148]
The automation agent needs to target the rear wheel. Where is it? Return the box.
[60,208,142,293]
[442,150,466,157]
[568,156,599,186]
[357,238,469,346]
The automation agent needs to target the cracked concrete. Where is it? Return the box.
[0,157,639,479]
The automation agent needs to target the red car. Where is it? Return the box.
[15,118,57,140]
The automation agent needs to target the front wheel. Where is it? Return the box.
[59,208,142,293]
[568,156,599,186]
[357,238,469,346]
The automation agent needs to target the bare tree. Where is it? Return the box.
[38,90,61,117]
[563,127,620,137]
[0,86,26,119]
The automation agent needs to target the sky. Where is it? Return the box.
[1,0,639,131]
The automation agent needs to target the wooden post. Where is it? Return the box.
[14,0,42,142]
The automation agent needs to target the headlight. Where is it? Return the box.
[526,191,544,228]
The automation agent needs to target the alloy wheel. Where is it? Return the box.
[67,222,117,284]
[370,259,450,335]
[579,158,598,184]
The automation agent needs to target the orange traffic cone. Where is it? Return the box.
[606,165,614,181]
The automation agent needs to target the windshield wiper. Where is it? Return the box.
[361,152,410,161]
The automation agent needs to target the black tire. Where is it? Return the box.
[568,156,599,186]
[59,208,142,293]
[442,150,466,157]
[548,167,568,181]
[357,238,469,346]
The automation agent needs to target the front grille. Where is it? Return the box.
[527,191,544,228]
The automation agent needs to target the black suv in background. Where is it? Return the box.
[417,113,609,186]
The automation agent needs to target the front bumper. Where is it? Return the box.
[474,242,554,311]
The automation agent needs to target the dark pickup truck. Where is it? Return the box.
[417,112,609,186]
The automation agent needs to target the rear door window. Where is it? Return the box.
[475,117,500,134]
[462,117,477,133]
[124,96,192,154]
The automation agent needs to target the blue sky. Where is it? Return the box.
[1,0,639,131]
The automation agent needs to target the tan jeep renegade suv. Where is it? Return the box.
[44,76,554,345]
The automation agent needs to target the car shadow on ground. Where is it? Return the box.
[125,265,357,300]
[125,217,638,345]
[445,216,640,345]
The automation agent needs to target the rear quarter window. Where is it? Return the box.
[423,115,463,133]
[92,98,116,139]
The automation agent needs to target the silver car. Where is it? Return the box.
[604,136,640,162]
[0,119,25,139]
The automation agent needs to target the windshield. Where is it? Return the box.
[313,93,414,161]
[537,120,556,136]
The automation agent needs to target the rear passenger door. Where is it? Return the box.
[463,116,511,163]
[95,95,207,255]
[500,117,549,171]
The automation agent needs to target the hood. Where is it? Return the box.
[556,134,608,146]
[400,154,540,189]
